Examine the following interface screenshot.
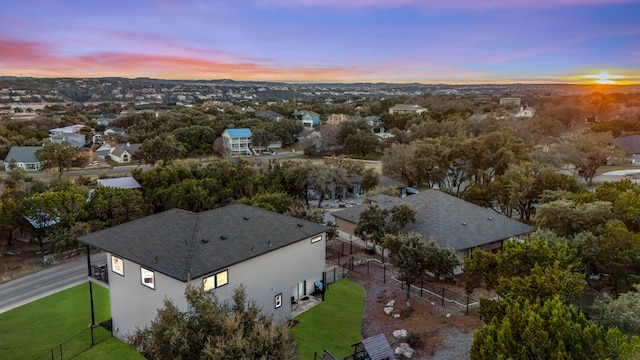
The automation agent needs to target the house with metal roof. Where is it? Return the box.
[3,146,43,172]
[222,128,253,156]
[97,176,141,189]
[332,190,534,258]
[78,204,328,339]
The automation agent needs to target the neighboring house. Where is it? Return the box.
[378,175,407,196]
[95,115,117,127]
[388,104,428,115]
[614,134,640,164]
[513,105,535,118]
[364,116,385,134]
[79,204,328,339]
[256,110,284,121]
[333,190,533,259]
[104,127,126,136]
[49,133,86,147]
[293,110,321,128]
[326,113,354,125]
[222,128,253,156]
[3,146,43,172]
[235,107,255,115]
[97,176,142,189]
[108,143,141,163]
[49,125,86,147]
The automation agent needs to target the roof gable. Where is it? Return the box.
[78,204,328,282]
[615,135,640,154]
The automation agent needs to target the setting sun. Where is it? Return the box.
[583,71,625,85]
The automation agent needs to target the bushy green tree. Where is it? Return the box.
[129,285,296,360]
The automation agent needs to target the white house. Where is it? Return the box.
[79,204,328,339]
[3,146,43,172]
[108,143,141,163]
[388,104,428,115]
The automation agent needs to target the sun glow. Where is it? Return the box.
[583,71,625,85]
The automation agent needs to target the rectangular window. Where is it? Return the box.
[203,269,229,291]
[111,255,124,276]
[275,293,282,309]
[140,267,155,289]
[311,235,322,244]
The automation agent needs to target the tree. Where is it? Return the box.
[594,284,640,335]
[129,285,297,360]
[424,240,460,283]
[85,187,151,227]
[135,134,187,166]
[471,296,639,360]
[384,233,430,306]
[354,203,389,250]
[36,142,80,174]
[562,132,625,185]
[381,143,417,186]
[343,131,379,158]
[535,199,613,237]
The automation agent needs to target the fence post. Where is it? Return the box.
[420,280,423,298]
[341,242,344,258]
[367,260,370,276]
[333,267,336,283]
[350,241,353,255]
[51,349,54,360]
[441,287,445,307]
[60,343,63,359]
[383,263,386,283]
[466,296,470,316]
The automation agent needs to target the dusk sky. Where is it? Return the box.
[1,0,639,84]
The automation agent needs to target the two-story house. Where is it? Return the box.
[293,110,321,129]
[222,128,253,156]
[79,204,328,340]
[49,125,86,147]
[108,143,141,163]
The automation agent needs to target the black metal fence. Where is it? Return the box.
[325,238,492,315]
[34,320,112,360]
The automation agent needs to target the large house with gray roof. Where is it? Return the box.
[333,190,533,258]
[79,204,328,339]
[3,146,43,172]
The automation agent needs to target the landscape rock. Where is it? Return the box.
[393,329,407,339]
[393,313,401,319]
[384,307,394,315]
[386,299,395,307]
[395,343,414,358]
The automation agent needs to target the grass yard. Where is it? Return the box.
[292,278,365,359]
[0,282,140,359]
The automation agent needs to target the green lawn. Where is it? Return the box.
[292,278,365,359]
[0,282,140,359]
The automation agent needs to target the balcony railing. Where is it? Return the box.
[89,263,108,284]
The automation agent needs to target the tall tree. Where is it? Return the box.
[384,233,430,306]
[471,296,639,360]
[129,285,297,360]
[36,142,80,174]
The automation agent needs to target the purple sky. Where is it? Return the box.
[1,0,639,83]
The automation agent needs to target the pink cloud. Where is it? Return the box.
[0,39,374,82]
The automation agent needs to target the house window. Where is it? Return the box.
[275,293,282,309]
[111,255,124,276]
[311,235,322,244]
[140,267,155,289]
[203,269,229,291]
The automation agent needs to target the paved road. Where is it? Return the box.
[0,253,105,314]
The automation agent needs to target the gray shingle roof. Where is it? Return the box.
[4,146,42,163]
[333,190,533,251]
[78,204,328,282]
[614,135,640,154]
[110,143,141,157]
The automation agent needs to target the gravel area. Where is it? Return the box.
[347,271,482,360]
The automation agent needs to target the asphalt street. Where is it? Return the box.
[0,253,105,314]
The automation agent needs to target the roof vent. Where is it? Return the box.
[252,245,256,252]
[220,236,227,240]
[201,238,209,244]
[461,222,467,226]
[297,223,303,227]
[153,256,158,263]
[268,240,272,247]
[243,216,250,220]
[488,216,492,220]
